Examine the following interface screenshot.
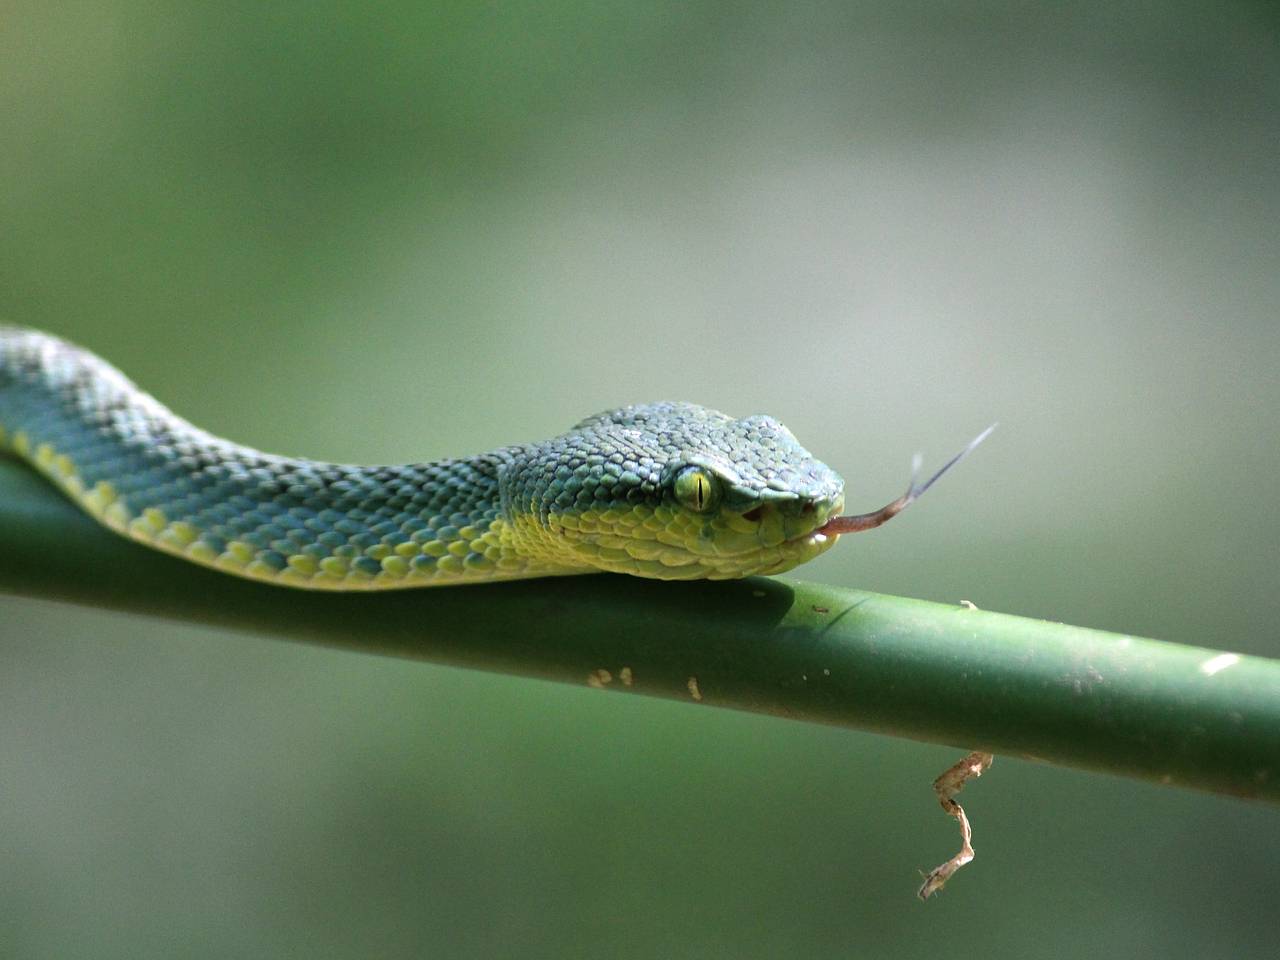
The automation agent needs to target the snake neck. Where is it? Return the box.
[0,327,581,589]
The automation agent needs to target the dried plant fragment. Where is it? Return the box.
[917,751,994,900]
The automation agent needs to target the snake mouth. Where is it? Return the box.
[780,497,844,547]
[786,521,838,547]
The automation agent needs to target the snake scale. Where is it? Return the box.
[0,327,988,590]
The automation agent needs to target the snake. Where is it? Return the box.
[0,327,990,590]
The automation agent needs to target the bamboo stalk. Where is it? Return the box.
[2,457,1277,802]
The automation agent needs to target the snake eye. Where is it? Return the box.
[673,466,721,514]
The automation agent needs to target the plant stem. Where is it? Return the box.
[2,457,1278,802]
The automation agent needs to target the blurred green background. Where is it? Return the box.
[3,1,1279,957]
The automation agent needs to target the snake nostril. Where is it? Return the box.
[742,506,765,523]
[800,501,816,515]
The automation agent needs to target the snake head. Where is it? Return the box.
[500,402,847,579]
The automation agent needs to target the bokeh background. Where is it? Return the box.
[3,2,1279,957]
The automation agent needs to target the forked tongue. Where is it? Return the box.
[817,425,997,536]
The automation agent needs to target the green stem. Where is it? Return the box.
[3,457,1278,802]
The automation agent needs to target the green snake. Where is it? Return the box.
[0,327,989,590]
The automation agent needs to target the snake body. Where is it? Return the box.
[0,328,847,589]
